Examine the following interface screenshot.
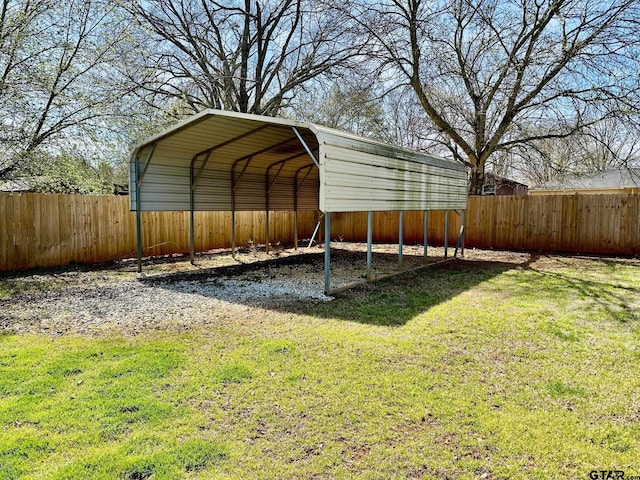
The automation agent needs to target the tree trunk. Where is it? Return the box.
[469,162,485,195]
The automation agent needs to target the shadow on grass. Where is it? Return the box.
[523,265,640,324]
[293,258,526,326]
[139,250,529,327]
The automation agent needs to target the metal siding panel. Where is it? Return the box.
[194,169,232,211]
[297,181,319,211]
[319,142,467,212]
[324,198,468,211]
[136,163,190,211]
[324,147,466,179]
[141,199,192,211]
[325,187,467,202]
[324,171,465,190]
[323,153,465,182]
[269,176,295,210]
[234,171,267,211]
[314,126,467,173]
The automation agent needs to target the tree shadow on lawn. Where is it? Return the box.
[139,250,533,327]
[309,254,640,326]
[523,263,640,324]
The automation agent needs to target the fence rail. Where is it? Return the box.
[1,192,638,271]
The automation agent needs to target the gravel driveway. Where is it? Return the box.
[1,243,465,335]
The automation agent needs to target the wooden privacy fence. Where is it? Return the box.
[464,194,640,255]
[1,192,639,271]
[0,193,317,271]
[341,195,640,255]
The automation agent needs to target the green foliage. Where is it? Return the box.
[212,363,253,384]
[8,151,123,194]
[30,154,107,194]
[1,256,639,478]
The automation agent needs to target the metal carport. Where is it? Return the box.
[130,109,468,294]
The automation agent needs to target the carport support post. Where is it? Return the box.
[265,210,270,254]
[398,211,404,265]
[293,167,299,250]
[444,210,449,258]
[189,164,195,264]
[293,189,298,250]
[135,158,143,273]
[324,212,331,294]
[231,209,236,258]
[265,169,270,254]
[366,211,373,280]
[231,163,236,259]
[423,210,429,258]
[134,144,156,272]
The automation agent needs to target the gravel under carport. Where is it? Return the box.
[0,243,530,336]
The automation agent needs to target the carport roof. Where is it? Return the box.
[131,109,309,152]
[130,109,468,213]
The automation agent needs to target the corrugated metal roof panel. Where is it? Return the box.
[312,125,467,172]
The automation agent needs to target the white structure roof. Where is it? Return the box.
[531,168,640,193]
[129,110,468,213]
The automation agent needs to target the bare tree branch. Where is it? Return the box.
[124,0,365,116]
[346,0,640,193]
[0,0,147,179]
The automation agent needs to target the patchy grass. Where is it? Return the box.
[0,277,62,300]
[1,254,640,478]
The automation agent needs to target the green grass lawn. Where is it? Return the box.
[1,254,639,479]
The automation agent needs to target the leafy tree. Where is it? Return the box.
[14,151,107,194]
[0,0,144,183]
